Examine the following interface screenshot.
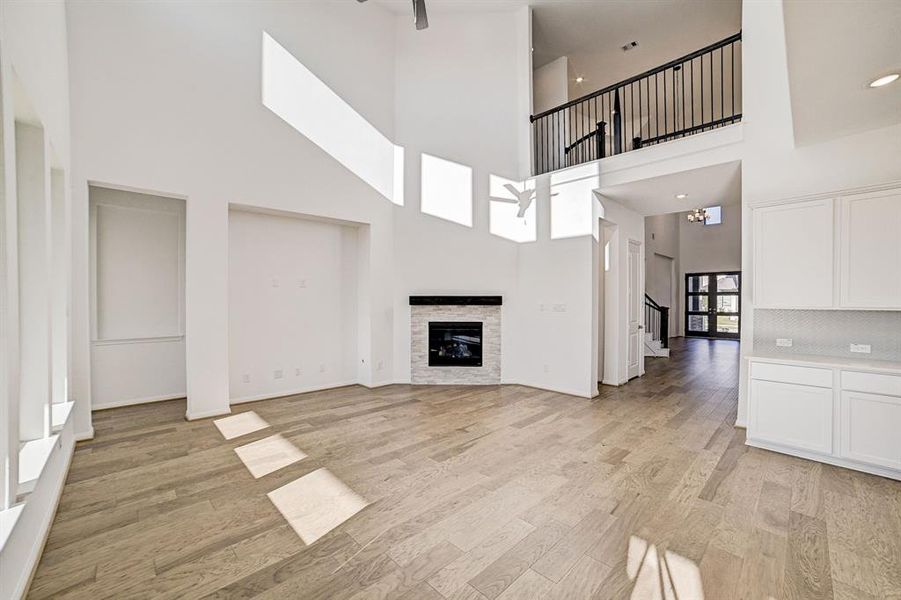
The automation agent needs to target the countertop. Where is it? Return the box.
[746,352,901,375]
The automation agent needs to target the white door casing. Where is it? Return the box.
[627,240,642,380]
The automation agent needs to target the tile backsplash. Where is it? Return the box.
[753,309,901,362]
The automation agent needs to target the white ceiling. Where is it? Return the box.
[374,1,740,102]
[531,0,740,99]
[597,160,740,216]
[783,0,901,146]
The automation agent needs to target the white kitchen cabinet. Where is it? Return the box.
[753,198,834,308]
[749,379,833,454]
[839,189,901,309]
[747,358,901,481]
[840,390,901,470]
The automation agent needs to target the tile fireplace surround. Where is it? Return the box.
[410,296,502,385]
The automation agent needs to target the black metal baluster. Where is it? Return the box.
[681,64,686,136]
[663,69,668,138]
[700,53,704,128]
[691,57,695,129]
[709,52,713,130]
[543,116,548,174]
[719,46,724,123]
[731,41,735,119]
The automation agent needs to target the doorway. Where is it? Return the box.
[685,271,740,339]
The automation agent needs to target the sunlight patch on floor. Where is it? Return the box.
[213,411,270,440]
[267,468,369,545]
[234,434,307,478]
[627,535,704,600]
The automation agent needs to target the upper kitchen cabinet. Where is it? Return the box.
[753,183,901,311]
[839,188,901,309]
[753,198,835,308]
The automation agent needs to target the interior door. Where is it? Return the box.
[685,271,740,339]
[627,240,642,379]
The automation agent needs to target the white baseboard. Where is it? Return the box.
[230,380,359,405]
[92,393,185,411]
[184,407,231,421]
[746,437,901,482]
[359,380,394,390]
[74,427,95,442]
[512,381,594,399]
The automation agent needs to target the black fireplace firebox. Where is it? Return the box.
[428,322,483,367]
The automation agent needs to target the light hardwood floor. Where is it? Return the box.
[29,339,901,599]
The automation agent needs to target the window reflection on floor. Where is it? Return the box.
[627,535,704,599]
[213,411,270,440]
[267,467,369,545]
[234,434,307,478]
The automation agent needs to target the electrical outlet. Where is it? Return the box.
[543,364,550,373]
[295,367,301,376]
[273,369,284,380]
[319,363,326,373]
[539,303,546,312]
[850,343,871,354]
[242,374,250,384]
[377,360,384,371]
[776,338,793,347]
[272,278,280,288]
[298,279,307,288]
[552,303,566,312]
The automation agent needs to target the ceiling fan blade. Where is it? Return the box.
[413,0,429,30]
[503,183,521,197]
[356,0,368,3]
[489,196,518,205]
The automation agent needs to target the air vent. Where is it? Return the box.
[622,41,639,52]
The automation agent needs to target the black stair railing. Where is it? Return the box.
[644,294,670,350]
[531,32,742,176]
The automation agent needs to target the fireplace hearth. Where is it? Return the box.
[428,322,483,367]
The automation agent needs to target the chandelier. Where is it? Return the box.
[686,208,708,223]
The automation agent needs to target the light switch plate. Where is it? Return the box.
[776,338,793,347]
[850,343,871,354]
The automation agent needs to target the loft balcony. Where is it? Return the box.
[530,32,742,176]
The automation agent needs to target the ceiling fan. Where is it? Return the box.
[357,0,429,31]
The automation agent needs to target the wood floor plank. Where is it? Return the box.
[468,520,569,599]
[25,338,901,600]
[784,511,834,600]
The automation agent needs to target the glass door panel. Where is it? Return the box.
[685,271,740,339]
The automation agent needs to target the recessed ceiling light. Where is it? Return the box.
[869,73,899,88]
[575,77,584,83]
[675,193,688,199]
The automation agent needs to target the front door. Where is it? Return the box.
[685,272,741,339]
[627,240,642,378]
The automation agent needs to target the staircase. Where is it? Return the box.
[644,294,670,358]
[644,332,669,358]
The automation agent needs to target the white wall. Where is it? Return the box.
[89,186,186,409]
[533,56,569,115]
[595,195,646,386]
[67,1,400,420]
[679,202,742,275]
[738,0,901,425]
[0,0,74,598]
[228,210,360,402]
[678,201,741,337]
[391,9,530,385]
[645,212,679,334]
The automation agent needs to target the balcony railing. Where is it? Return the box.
[530,32,742,176]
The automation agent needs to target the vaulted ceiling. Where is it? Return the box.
[783,0,901,146]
